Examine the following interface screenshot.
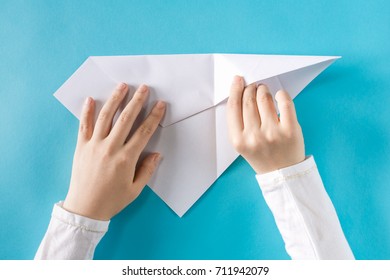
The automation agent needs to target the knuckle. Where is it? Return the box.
[131,94,145,105]
[244,96,257,107]
[246,83,257,90]
[79,123,90,134]
[279,99,294,111]
[283,129,294,140]
[98,110,109,122]
[233,132,263,154]
[231,136,246,153]
[100,143,116,161]
[139,123,154,136]
[144,164,155,177]
[111,91,123,102]
[285,125,302,140]
[117,154,130,166]
[257,92,273,104]
[101,150,112,163]
[138,160,155,178]
[245,134,260,151]
[263,130,279,144]
[227,97,241,108]
[119,110,132,123]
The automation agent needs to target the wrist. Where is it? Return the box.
[63,196,111,221]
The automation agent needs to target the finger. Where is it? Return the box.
[93,83,128,139]
[242,83,261,129]
[227,75,244,135]
[78,97,95,142]
[109,84,149,146]
[275,90,298,128]
[125,101,166,158]
[132,153,161,195]
[256,84,279,125]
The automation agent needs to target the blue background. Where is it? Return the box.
[1,0,389,260]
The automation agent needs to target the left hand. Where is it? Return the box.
[63,83,165,220]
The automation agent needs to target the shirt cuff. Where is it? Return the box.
[53,202,110,233]
[255,156,317,190]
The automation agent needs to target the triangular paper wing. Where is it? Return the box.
[213,54,339,104]
[54,54,216,127]
[54,58,118,121]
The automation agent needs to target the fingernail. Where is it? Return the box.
[154,153,161,164]
[139,84,148,93]
[257,83,269,91]
[233,75,242,84]
[85,97,92,106]
[156,101,166,109]
[117,82,127,90]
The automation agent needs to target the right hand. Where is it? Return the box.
[227,76,305,174]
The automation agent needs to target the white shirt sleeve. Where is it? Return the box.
[256,156,354,259]
[34,202,109,260]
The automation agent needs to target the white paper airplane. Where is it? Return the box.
[54,53,339,217]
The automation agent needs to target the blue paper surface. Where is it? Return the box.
[0,0,389,259]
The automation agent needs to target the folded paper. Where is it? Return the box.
[54,53,339,217]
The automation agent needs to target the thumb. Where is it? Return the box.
[132,153,161,193]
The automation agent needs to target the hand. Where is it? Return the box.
[227,76,305,174]
[63,83,166,220]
